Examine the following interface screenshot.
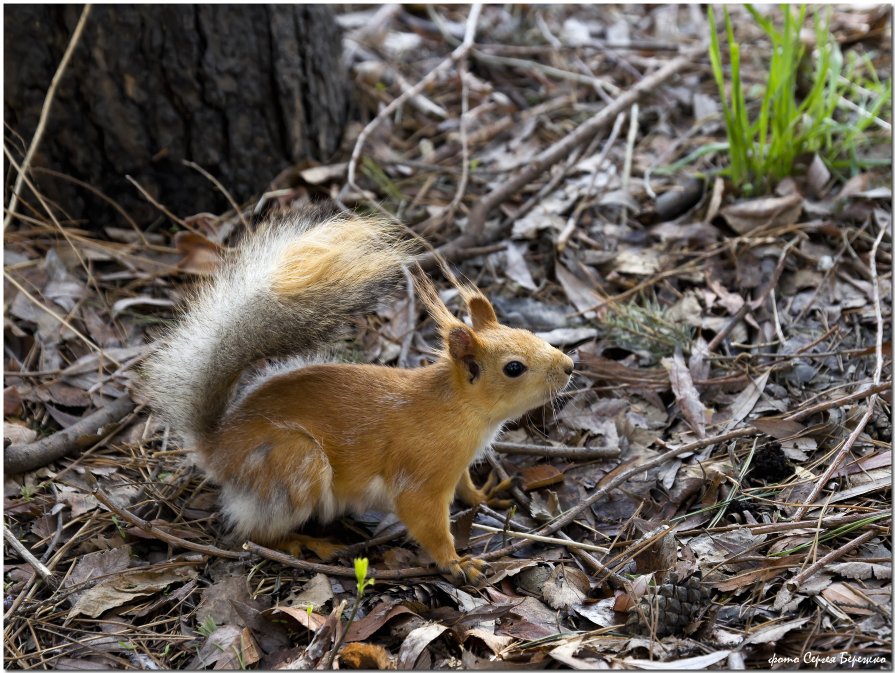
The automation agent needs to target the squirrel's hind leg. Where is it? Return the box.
[269,534,346,561]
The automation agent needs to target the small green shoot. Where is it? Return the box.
[354,556,375,597]
[197,615,218,638]
[324,558,376,668]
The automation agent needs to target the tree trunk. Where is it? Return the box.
[4,4,349,227]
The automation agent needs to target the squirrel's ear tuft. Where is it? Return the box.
[463,290,498,330]
[448,326,481,382]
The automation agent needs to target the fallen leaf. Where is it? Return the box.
[542,565,589,610]
[289,572,334,610]
[744,617,810,644]
[397,622,448,670]
[68,564,198,619]
[504,242,537,291]
[620,650,732,669]
[520,464,564,491]
[664,351,708,438]
[345,601,420,642]
[191,625,260,670]
[720,192,803,234]
[828,562,892,580]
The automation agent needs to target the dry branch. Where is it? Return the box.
[5,396,137,474]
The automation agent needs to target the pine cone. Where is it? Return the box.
[626,573,711,637]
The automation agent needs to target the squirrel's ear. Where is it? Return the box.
[448,326,481,383]
[465,292,498,330]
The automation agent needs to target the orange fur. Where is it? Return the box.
[146,212,573,586]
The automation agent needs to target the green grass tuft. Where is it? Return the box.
[707,4,891,195]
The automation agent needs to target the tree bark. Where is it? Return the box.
[4,4,349,226]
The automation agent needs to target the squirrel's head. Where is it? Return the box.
[418,274,574,423]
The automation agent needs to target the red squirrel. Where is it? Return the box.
[143,210,573,585]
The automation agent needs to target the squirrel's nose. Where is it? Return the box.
[564,364,574,376]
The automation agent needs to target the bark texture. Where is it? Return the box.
[4,4,349,226]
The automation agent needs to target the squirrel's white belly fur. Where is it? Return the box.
[217,455,405,541]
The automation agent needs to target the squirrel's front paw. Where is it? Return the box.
[447,556,493,587]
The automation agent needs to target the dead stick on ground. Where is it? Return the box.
[244,542,437,580]
[792,227,887,521]
[5,396,136,474]
[3,526,55,588]
[787,381,890,422]
[462,52,696,244]
[787,530,877,589]
[492,440,619,460]
[4,4,92,230]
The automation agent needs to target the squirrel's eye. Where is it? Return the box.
[503,361,527,378]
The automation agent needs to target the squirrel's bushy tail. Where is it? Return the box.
[143,210,413,443]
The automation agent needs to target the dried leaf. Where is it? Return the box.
[664,351,708,438]
[504,242,537,291]
[828,562,892,580]
[620,650,732,669]
[191,625,260,670]
[290,573,334,610]
[396,622,447,670]
[542,565,589,610]
[744,617,810,644]
[520,464,564,491]
[68,564,198,619]
[720,192,803,234]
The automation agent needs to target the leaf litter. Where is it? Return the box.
[3,4,892,670]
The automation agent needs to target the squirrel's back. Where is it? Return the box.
[142,209,413,444]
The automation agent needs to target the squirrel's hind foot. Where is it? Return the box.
[270,533,346,562]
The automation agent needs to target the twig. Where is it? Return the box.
[470,523,609,554]
[182,160,251,233]
[787,530,877,588]
[285,600,346,670]
[786,381,891,422]
[557,111,627,251]
[558,530,627,589]
[792,227,887,521]
[33,167,148,245]
[5,396,136,474]
[446,66,471,219]
[3,526,55,587]
[345,4,482,197]
[492,441,619,460]
[243,542,436,580]
[463,52,696,244]
[125,175,193,231]
[620,102,639,227]
[4,4,92,230]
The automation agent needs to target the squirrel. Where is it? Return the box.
[143,209,574,586]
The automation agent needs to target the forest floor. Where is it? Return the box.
[4,5,893,670]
